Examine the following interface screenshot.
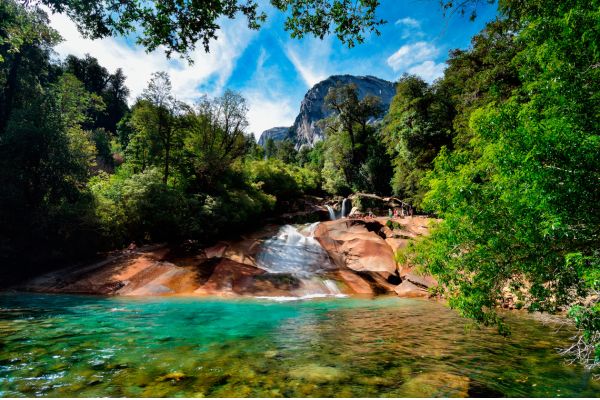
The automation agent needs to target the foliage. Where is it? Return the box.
[405,0,600,370]
[32,0,385,59]
[62,54,130,133]
[245,158,320,206]
[381,74,455,207]
[180,90,251,191]
[319,83,390,195]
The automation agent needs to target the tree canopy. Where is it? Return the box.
[27,0,385,59]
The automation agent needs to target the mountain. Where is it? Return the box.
[258,75,396,148]
[257,127,291,147]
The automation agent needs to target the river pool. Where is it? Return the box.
[0,293,598,397]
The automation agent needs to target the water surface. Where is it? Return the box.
[1,293,598,397]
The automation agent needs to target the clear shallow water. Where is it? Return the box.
[0,293,598,397]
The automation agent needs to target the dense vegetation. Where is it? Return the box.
[400,0,599,372]
[0,0,320,283]
[1,0,598,373]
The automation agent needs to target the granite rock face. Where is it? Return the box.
[258,75,396,148]
[257,126,291,147]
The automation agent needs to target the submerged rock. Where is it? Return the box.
[288,364,346,383]
[399,371,470,397]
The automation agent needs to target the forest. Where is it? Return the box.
[0,0,598,373]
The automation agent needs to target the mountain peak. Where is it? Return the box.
[258,74,396,148]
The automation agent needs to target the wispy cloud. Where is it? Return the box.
[284,38,331,87]
[48,11,257,104]
[242,47,297,137]
[386,41,440,72]
[395,17,425,39]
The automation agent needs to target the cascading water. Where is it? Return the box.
[255,223,345,300]
[326,205,336,221]
[341,198,349,218]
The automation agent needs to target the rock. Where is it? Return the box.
[288,364,346,383]
[257,126,291,147]
[348,206,361,217]
[399,371,470,397]
[394,280,428,298]
[194,259,265,296]
[204,242,228,259]
[337,270,373,294]
[402,271,438,288]
[314,219,396,274]
[261,75,395,148]
[385,237,408,252]
[157,372,187,382]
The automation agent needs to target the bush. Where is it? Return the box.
[244,159,320,204]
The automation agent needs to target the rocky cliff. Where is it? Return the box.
[257,127,291,146]
[258,75,396,148]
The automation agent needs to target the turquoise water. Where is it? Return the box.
[1,293,598,397]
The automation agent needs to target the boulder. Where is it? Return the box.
[194,259,265,296]
[337,270,373,294]
[314,219,396,275]
[401,270,438,288]
[394,280,428,298]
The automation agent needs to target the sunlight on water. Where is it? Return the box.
[0,293,599,397]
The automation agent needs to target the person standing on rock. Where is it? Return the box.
[388,208,393,218]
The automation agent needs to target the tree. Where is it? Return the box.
[29,0,385,59]
[0,0,60,133]
[319,83,384,194]
[182,90,251,191]
[406,0,600,371]
[274,139,297,164]
[130,71,184,183]
[381,75,455,206]
[62,54,130,133]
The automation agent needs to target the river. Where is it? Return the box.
[1,293,598,397]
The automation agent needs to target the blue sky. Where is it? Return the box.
[48,0,498,138]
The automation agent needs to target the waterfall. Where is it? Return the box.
[326,205,336,221]
[255,223,346,301]
[256,224,333,278]
[323,279,342,295]
[341,198,348,218]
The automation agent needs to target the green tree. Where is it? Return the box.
[274,139,297,164]
[181,90,251,191]
[406,0,600,371]
[381,74,455,206]
[0,0,60,133]
[130,71,185,183]
[31,0,385,58]
[62,54,130,133]
[319,83,386,194]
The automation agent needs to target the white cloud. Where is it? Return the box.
[245,93,296,139]
[395,17,420,28]
[407,60,446,82]
[47,11,257,104]
[386,41,440,72]
[284,38,331,87]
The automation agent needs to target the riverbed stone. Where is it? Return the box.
[399,371,470,397]
[288,364,346,383]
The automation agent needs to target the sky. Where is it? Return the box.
[47,0,498,139]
